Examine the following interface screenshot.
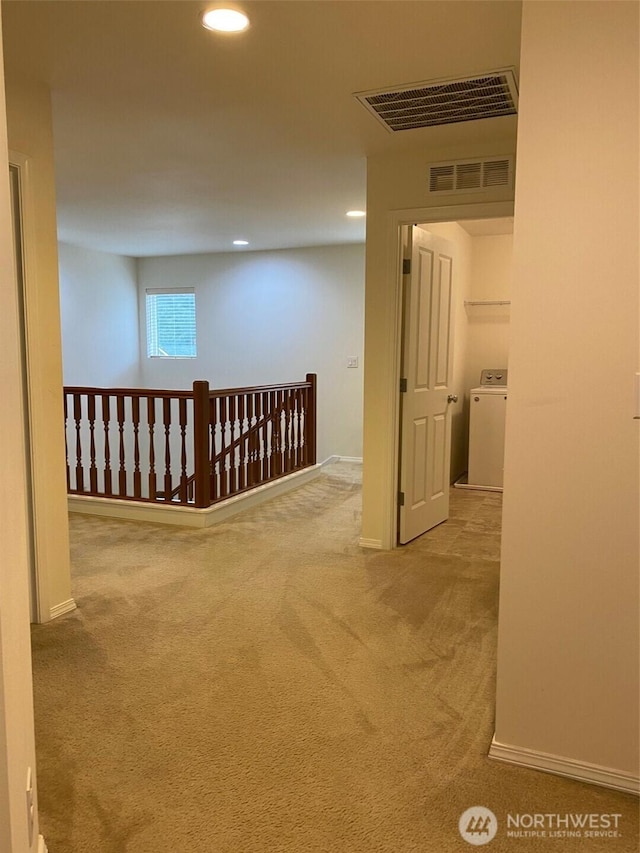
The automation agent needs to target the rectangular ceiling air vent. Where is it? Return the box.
[428,156,513,195]
[355,69,518,133]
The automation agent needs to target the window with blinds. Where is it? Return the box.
[146,288,197,358]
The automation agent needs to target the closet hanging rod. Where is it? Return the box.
[464,300,511,306]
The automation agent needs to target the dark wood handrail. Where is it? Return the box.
[64,379,314,400]
[64,374,317,509]
[64,385,194,399]
[208,379,314,398]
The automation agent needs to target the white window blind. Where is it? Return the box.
[146,288,196,358]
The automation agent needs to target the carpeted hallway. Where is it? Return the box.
[31,463,638,852]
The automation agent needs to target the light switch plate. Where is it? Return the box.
[347,357,358,369]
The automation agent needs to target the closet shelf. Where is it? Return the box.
[464,300,511,306]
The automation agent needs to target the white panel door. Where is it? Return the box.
[398,226,456,544]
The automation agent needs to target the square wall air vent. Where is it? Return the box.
[355,68,518,133]
[428,156,514,195]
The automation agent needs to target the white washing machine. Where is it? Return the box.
[468,369,508,490]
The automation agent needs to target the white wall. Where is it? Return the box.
[456,232,513,479]
[59,242,140,387]
[494,0,639,785]
[0,20,41,851]
[466,233,512,385]
[138,244,365,461]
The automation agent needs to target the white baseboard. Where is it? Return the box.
[320,456,363,465]
[38,835,48,853]
[68,464,324,528]
[453,473,503,492]
[489,736,640,795]
[358,537,383,549]
[49,598,77,621]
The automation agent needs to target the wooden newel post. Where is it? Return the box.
[305,373,317,466]
[193,380,211,508]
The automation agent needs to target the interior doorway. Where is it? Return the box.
[397,215,513,545]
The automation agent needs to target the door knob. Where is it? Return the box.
[447,394,458,403]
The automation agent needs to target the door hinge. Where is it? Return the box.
[399,377,407,393]
[402,258,411,275]
[398,491,405,506]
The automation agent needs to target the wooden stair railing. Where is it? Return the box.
[64,374,317,509]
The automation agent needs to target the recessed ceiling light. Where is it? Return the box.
[202,8,250,33]
[233,239,249,246]
[346,210,366,218]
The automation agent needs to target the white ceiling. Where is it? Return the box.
[2,1,522,257]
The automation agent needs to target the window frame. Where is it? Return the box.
[145,287,197,359]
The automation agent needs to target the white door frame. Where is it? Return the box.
[383,201,515,549]
[9,151,50,622]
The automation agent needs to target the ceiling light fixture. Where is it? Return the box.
[233,239,249,246]
[346,210,366,218]
[202,8,250,33]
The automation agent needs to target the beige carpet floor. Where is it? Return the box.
[31,463,638,852]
